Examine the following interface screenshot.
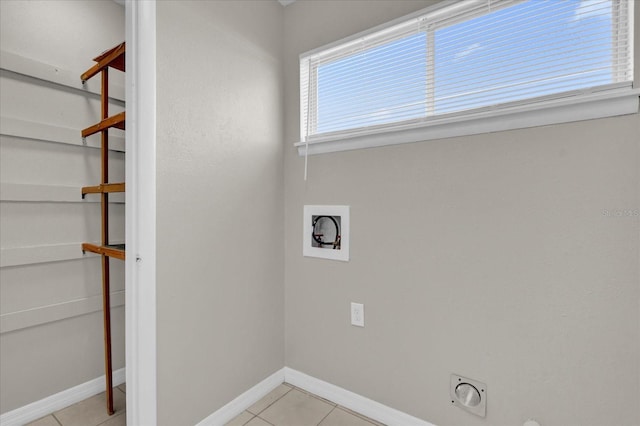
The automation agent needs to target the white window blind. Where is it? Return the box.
[299,0,635,148]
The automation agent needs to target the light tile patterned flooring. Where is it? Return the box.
[226,383,384,426]
[25,383,384,426]
[26,384,126,426]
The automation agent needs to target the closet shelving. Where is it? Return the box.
[80,41,125,415]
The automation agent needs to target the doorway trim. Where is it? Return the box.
[125,1,157,424]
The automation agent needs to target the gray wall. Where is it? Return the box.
[0,0,125,414]
[155,1,284,425]
[283,2,640,426]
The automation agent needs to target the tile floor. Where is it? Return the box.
[26,384,126,426]
[225,383,384,426]
[25,383,384,426]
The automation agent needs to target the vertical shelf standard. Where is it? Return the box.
[80,42,125,416]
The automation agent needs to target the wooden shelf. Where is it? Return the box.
[82,243,125,261]
[82,183,125,197]
[82,111,125,138]
[81,42,125,82]
[81,41,126,416]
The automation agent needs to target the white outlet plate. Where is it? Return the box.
[351,302,364,327]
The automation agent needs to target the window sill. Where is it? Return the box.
[295,87,640,156]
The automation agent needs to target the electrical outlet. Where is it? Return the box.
[351,302,364,327]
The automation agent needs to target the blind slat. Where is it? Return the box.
[300,0,633,140]
[433,1,612,50]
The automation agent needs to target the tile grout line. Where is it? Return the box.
[248,383,293,416]
[337,405,385,426]
[282,382,382,425]
[287,385,337,409]
[277,384,381,426]
[255,415,276,426]
[51,413,63,426]
[240,412,256,426]
[250,385,336,426]
[95,411,126,426]
[299,387,337,408]
[315,406,337,426]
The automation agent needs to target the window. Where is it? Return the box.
[298,0,637,155]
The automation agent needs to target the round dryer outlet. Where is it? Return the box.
[450,374,487,417]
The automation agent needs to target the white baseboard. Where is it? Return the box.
[195,368,285,426]
[1,367,434,426]
[284,367,436,426]
[0,368,125,426]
